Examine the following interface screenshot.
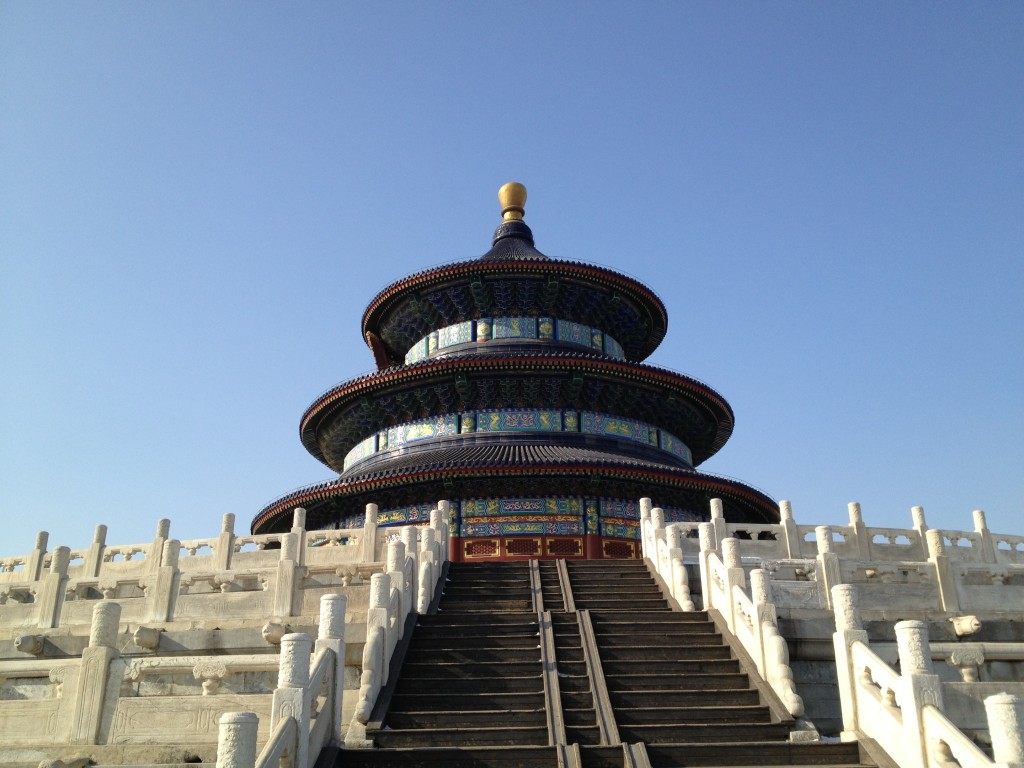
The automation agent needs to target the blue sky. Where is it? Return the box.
[2,3,1021,556]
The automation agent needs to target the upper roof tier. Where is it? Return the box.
[362,183,669,368]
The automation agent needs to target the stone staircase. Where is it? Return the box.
[335,559,871,768]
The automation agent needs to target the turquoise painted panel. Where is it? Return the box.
[342,433,378,472]
[438,321,472,349]
[404,337,428,364]
[659,431,693,465]
[476,409,562,432]
[387,414,458,448]
[603,335,624,359]
[538,317,555,340]
[591,328,603,351]
[581,412,651,443]
[476,318,492,342]
[493,316,537,340]
[556,319,588,346]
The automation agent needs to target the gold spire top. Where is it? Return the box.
[498,182,527,221]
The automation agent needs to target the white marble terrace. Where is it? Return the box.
[0,498,1022,768]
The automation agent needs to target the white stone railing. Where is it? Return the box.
[642,499,1024,618]
[212,593,347,768]
[0,506,386,634]
[345,508,449,748]
[638,498,1023,571]
[642,499,804,720]
[213,508,450,766]
[831,584,1024,768]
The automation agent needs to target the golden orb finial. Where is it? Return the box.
[498,182,527,221]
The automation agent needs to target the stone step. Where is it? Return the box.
[604,672,752,691]
[395,675,544,694]
[407,634,544,651]
[597,644,726,661]
[589,614,708,626]
[399,661,542,678]
[335,745,560,768]
[440,601,534,612]
[410,647,543,664]
[565,724,603,745]
[616,722,792,744]
[419,614,540,626]
[413,620,539,634]
[374,725,550,748]
[573,599,670,610]
[643,741,864,767]
[593,634,729,651]
[601,658,740,675]
[609,688,761,708]
[384,707,547,729]
[388,691,545,712]
[614,704,773,724]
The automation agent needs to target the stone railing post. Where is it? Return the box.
[387,541,409,622]
[216,711,259,768]
[973,509,997,564]
[698,522,715,610]
[665,525,695,610]
[431,506,450,562]
[401,526,419,610]
[778,501,801,559]
[148,539,180,622]
[84,524,107,577]
[316,594,347,744]
[361,503,379,562]
[27,531,49,582]
[291,507,307,566]
[831,584,869,741]
[273,533,300,618]
[639,498,653,559]
[985,693,1024,767]
[710,498,728,552]
[367,572,392,685]
[926,530,960,612]
[149,519,171,573]
[721,537,746,633]
[816,526,841,610]
[272,633,312,768]
[751,568,805,719]
[848,503,871,559]
[419,528,440,613]
[37,545,70,628]
[910,506,928,557]
[651,508,668,575]
[895,620,942,768]
[71,601,121,744]
[215,513,236,571]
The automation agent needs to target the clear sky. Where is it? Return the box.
[2,3,1021,556]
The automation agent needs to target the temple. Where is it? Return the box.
[0,185,1021,768]
[252,183,778,561]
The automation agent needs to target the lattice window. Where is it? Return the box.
[603,540,636,559]
[465,539,498,558]
[505,538,541,556]
[547,538,582,557]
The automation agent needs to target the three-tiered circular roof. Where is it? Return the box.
[251,183,778,536]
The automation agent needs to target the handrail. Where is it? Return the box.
[255,716,296,768]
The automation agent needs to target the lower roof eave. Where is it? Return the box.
[251,464,777,534]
